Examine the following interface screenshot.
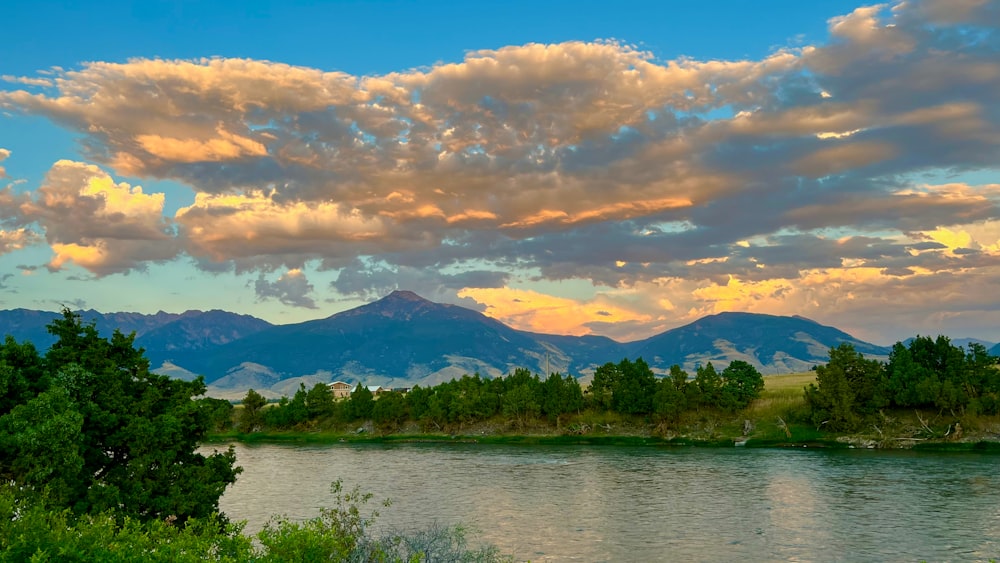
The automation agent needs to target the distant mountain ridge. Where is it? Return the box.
[0,308,273,370]
[628,311,889,374]
[0,291,924,397]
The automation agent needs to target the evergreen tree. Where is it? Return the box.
[694,362,723,408]
[347,384,375,420]
[720,360,765,411]
[0,310,240,524]
[238,388,267,432]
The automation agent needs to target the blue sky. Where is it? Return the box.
[1,0,999,345]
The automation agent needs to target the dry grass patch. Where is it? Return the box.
[762,372,816,397]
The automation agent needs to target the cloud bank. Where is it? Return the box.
[1,0,998,341]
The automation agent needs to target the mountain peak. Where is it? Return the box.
[381,290,429,303]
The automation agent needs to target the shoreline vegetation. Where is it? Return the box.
[211,367,1000,453]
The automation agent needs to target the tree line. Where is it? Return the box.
[806,337,1000,431]
[237,357,766,433]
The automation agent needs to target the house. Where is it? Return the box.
[366,385,386,396]
[328,381,353,399]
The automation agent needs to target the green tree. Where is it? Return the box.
[966,342,1000,414]
[0,310,240,525]
[804,343,884,431]
[305,383,335,419]
[589,358,656,415]
[202,397,235,432]
[886,335,991,413]
[405,384,433,422]
[0,336,45,414]
[238,388,267,432]
[503,384,540,429]
[694,362,723,408]
[587,362,619,411]
[264,384,310,429]
[502,368,541,428]
[372,390,408,430]
[612,358,656,415]
[720,360,765,411]
[653,365,689,422]
[542,372,583,427]
[0,385,85,508]
[347,384,375,420]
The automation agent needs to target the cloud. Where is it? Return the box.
[254,268,318,309]
[331,259,508,310]
[457,287,656,338]
[0,228,41,254]
[1,75,52,87]
[0,160,178,274]
[0,1,998,339]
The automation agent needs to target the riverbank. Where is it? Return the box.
[209,431,1000,453]
[206,429,1000,452]
[207,373,1000,452]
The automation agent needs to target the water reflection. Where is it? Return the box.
[206,443,1000,562]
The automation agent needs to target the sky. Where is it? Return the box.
[1,0,999,346]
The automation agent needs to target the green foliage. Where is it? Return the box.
[0,482,510,562]
[0,336,46,413]
[305,382,335,419]
[203,397,236,432]
[542,372,583,426]
[694,362,723,408]
[0,386,85,508]
[256,480,382,561]
[372,390,408,429]
[653,365,689,422]
[262,384,309,429]
[405,384,433,422]
[720,360,765,411]
[347,384,375,420]
[803,337,1000,431]
[0,485,254,562]
[587,362,618,410]
[885,335,998,414]
[0,310,241,525]
[804,343,885,431]
[238,389,267,433]
[589,358,656,415]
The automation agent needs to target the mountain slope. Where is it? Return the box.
[136,310,273,368]
[182,291,563,387]
[628,312,891,373]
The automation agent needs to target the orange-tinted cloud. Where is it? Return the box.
[12,160,177,274]
[457,287,655,337]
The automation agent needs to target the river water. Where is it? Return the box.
[207,442,1000,562]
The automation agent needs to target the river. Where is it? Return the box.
[206,442,1000,562]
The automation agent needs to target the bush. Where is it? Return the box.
[0,482,510,563]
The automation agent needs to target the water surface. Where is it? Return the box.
[206,443,1000,561]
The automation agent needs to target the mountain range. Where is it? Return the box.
[2,291,993,399]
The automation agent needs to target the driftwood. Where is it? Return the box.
[915,410,935,436]
[776,416,791,438]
